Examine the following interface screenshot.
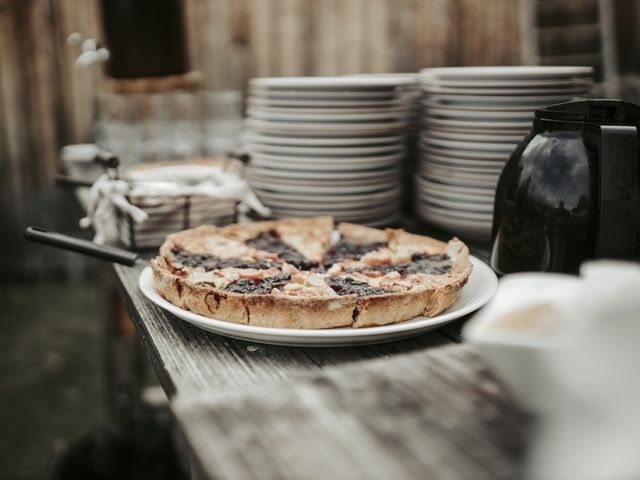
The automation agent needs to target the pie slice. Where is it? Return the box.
[152,217,473,329]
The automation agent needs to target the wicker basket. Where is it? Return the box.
[117,157,243,250]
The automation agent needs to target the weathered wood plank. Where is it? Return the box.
[173,344,530,480]
[457,0,521,67]
[113,263,455,399]
[366,0,391,73]
[275,0,305,76]
[248,0,273,77]
[54,0,102,144]
[415,0,454,68]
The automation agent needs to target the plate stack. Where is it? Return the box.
[244,76,414,226]
[417,66,593,239]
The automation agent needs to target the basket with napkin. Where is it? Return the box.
[80,157,270,249]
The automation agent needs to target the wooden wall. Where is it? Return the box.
[186,0,521,88]
[0,0,523,187]
[0,0,637,276]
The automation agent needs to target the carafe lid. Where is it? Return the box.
[535,99,640,124]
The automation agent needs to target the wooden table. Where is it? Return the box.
[112,237,532,479]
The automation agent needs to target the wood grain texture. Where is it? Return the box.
[113,263,457,399]
[173,344,531,480]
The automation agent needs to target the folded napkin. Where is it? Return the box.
[81,164,270,245]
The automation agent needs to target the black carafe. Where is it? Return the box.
[491,99,640,274]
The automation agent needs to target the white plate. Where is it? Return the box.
[416,186,495,206]
[248,178,398,194]
[250,156,402,172]
[250,76,415,89]
[248,105,410,115]
[246,165,398,181]
[418,200,493,221]
[247,168,398,184]
[420,66,594,81]
[419,78,593,89]
[426,129,525,143]
[420,170,498,189]
[247,142,404,157]
[248,109,408,122]
[248,150,404,164]
[420,157,504,175]
[258,195,398,210]
[269,204,399,219]
[423,105,535,121]
[422,136,518,153]
[138,256,497,347]
[245,133,405,147]
[421,166,499,186]
[270,210,401,224]
[422,158,503,176]
[421,144,511,161]
[421,85,589,96]
[254,187,400,204]
[247,96,409,109]
[422,101,542,113]
[420,152,505,169]
[423,117,533,130]
[427,93,583,106]
[265,211,401,228]
[361,213,402,227]
[246,118,409,135]
[250,90,400,101]
[417,177,495,197]
[418,195,493,213]
[417,208,492,238]
[260,194,399,210]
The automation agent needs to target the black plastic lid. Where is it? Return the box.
[535,99,640,124]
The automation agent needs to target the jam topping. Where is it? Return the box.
[245,231,317,270]
[223,274,291,294]
[403,254,452,275]
[349,254,452,276]
[323,240,388,267]
[171,233,453,298]
[326,277,394,297]
[171,248,279,271]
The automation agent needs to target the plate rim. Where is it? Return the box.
[420,66,594,79]
[138,256,497,346]
[250,76,415,89]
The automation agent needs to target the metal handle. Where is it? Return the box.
[55,174,94,189]
[24,226,140,266]
[595,125,639,259]
[94,148,119,170]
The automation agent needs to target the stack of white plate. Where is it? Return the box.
[417,66,593,239]
[244,76,414,226]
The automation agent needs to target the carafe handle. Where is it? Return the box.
[595,125,638,258]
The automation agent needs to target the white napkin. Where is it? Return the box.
[527,262,640,480]
[467,261,640,480]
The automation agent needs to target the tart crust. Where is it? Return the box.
[152,217,473,329]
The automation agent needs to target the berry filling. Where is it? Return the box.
[245,231,318,270]
[326,277,394,297]
[349,253,452,276]
[171,248,279,271]
[223,274,292,294]
[323,240,388,267]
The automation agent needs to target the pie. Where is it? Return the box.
[152,216,473,329]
